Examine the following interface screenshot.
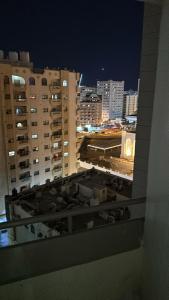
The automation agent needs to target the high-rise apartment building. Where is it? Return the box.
[0,51,80,212]
[80,92,102,126]
[97,80,124,121]
[123,90,138,118]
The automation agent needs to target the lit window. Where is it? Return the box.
[53,142,59,149]
[32,134,38,139]
[9,151,15,157]
[63,80,68,87]
[12,75,25,85]
[16,122,23,128]
[30,108,37,113]
[42,95,48,100]
[64,141,69,146]
[33,158,39,164]
[30,95,36,99]
[33,146,39,152]
[64,152,69,157]
[52,94,58,100]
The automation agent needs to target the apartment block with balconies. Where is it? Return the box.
[0,51,80,212]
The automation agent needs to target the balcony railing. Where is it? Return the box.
[17,138,29,144]
[51,135,62,141]
[18,151,29,157]
[51,147,62,154]
[0,198,145,285]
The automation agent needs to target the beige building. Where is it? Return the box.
[0,51,80,212]
[123,90,138,118]
[80,93,102,126]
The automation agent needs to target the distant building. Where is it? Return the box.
[80,86,97,102]
[0,50,80,213]
[123,90,138,118]
[121,130,136,161]
[97,80,124,121]
[80,92,102,126]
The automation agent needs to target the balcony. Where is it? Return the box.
[18,149,29,157]
[19,161,30,170]
[51,135,62,142]
[50,110,62,118]
[51,122,62,131]
[51,146,62,154]
[0,198,145,285]
[16,137,29,145]
[19,171,31,182]
[52,156,62,164]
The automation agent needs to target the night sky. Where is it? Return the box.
[1,0,144,90]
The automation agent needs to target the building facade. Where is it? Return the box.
[123,90,138,118]
[97,80,124,121]
[80,92,102,126]
[0,51,80,212]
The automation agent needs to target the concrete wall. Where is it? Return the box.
[0,248,143,300]
[142,1,169,299]
[132,2,162,198]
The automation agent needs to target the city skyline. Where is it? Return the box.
[1,0,144,90]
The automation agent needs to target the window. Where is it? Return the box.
[12,75,25,86]
[11,178,16,183]
[44,145,50,149]
[29,77,35,86]
[43,108,48,113]
[63,80,68,87]
[31,121,38,126]
[31,224,35,234]
[10,164,16,170]
[64,141,69,146]
[65,163,68,168]
[34,171,39,176]
[44,133,49,138]
[45,156,50,161]
[7,124,13,129]
[30,95,36,100]
[32,134,38,139]
[45,168,50,172]
[54,142,60,149]
[43,120,49,125]
[41,78,47,86]
[30,108,37,113]
[33,158,39,164]
[16,121,27,128]
[6,109,12,114]
[8,138,14,143]
[4,76,10,85]
[42,95,48,100]
[64,152,69,157]
[51,94,58,100]
[9,151,15,157]
[33,146,39,152]
[64,130,68,135]
[5,94,11,99]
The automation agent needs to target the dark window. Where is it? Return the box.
[45,156,50,161]
[45,168,50,172]
[11,178,16,183]
[34,171,39,176]
[6,109,12,114]
[4,76,10,84]
[43,108,48,112]
[43,120,49,125]
[29,77,35,85]
[65,163,68,168]
[7,124,13,129]
[42,78,47,86]
[5,94,11,99]
[10,164,16,170]
[31,122,38,126]
[44,145,49,149]
[44,133,50,138]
